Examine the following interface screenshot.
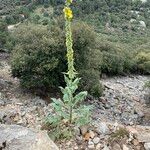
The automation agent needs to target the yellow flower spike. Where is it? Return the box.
[63,7,73,20]
[64,0,76,79]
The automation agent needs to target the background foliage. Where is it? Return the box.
[1,0,150,96]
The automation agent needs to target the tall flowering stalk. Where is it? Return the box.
[47,0,91,136]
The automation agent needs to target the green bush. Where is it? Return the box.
[11,22,102,97]
[97,41,135,75]
[136,51,150,74]
[0,19,9,50]
[145,81,150,88]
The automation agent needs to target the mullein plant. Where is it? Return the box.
[46,0,92,139]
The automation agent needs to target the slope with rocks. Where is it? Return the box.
[0,52,150,149]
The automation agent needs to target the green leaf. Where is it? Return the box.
[51,98,64,112]
[73,91,87,107]
[64,75,71,86]
[72,78,80,86]
[59,86,65,94]
[63,87,72,102]
[74,105,92,126]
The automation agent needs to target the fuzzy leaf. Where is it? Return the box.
[64,75,71,86]
[73,91,87,107]
[63,87,72,102]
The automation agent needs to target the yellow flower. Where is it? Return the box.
[67,0,73,3]
[63,7,73,20]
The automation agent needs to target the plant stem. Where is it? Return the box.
[69,105,72,124]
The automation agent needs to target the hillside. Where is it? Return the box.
[0,0,150,150]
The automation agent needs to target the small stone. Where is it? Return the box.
[88,144,95,149]
[132,139,139,146]
[66,141,71,146]
[88,139,94,145]
[97,122,110,135]
[88,140,95,149]
[0,99,5,106]
[74,126,80,136]
[93,137,100,144]
[96,143,101,150]
[123,144,129,150]
[112,143,121,150]
[134,108,145,118]
[137,132,150,143]
[144,143,150,150]
[76,135,82,141]
[80,125,88,135]
[126,126,138,135]
[103,145,110,150]
[0,111,5,121]
[74,146,78,150]
[89,130,95,139]
[136,146,141,150]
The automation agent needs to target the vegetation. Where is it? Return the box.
[1,0,150,97]
[0,19,9,51]
[10,21,102,96]
[109,128,129,143]
[44,0,92,140]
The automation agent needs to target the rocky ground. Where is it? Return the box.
[0,52,150,150]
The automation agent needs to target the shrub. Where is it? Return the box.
[136,51,150,74]
[0,19,9,50]
[11,24,65,91]
[41,18,50,25]
[43,11,49,17]
[30,14,41,24]
[11,22,102,97]
[145,81,150,88]
[97,41,135,75]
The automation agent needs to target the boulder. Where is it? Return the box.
[139,21,146,28]
[0,124,59,150]
[137,132,150,143]
[144,143,150,150]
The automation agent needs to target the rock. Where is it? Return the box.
[134,108,145,118]
[74,146,78,150]
[112,143,121,150]
[139,21,146,28]
[88,139,94,145]
[0,111,5,122]
[103,145,110,150]
[96,143,101,150]
[130,19,136,23]
[93,137,100,144]
[88,140,95,149]
[89,130,95,139]
[144,88,150,105]
[0,124,59,150]
[88,144,95,149]
[76,135,82,142]
[126,126,138,135]
[144,143,150,150]
[137,132,150,143]
[97,122,110,135]
[80,125,89,136]
[123,144,129,150]
[0,99,5,106]
[33,97,47,107]
[74,126,81,136]
[132,139,139,146]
